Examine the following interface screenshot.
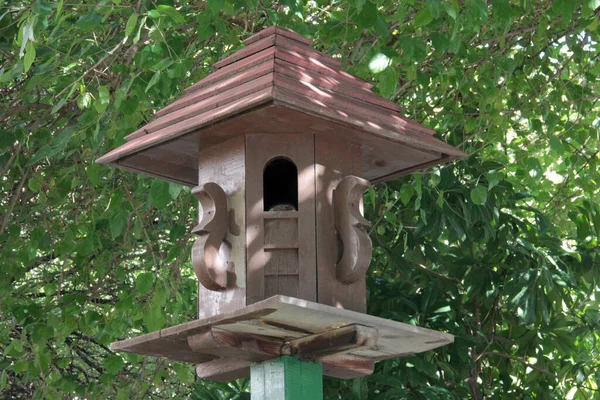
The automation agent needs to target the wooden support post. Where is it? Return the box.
[250,356,323,400]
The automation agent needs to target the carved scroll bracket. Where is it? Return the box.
[333,176,372,284]
[192,183,240,291]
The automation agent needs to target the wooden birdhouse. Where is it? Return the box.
[98,26,466,382]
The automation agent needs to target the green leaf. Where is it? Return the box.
[353,1,378,29]
[77,13,102,31]
[27,127,73,166]
[442,0,458,19]
[400,184,415,205]
[150,180,171,209]
[207,0,225,14]
[552,0,576,20]
[143,305,166,331]
[77,92,92,109]
[110,211,127,238]
[467,0,488,22]
[147,9,160,19]
[157,5,185,23]
[94,86,110,114]
[379,67,399,98]
[413,7,433,28]
[103,355,125,375]
[31,324,54,346]
[23,41,35,73]
[135,272,154,295]
[168,183,182,199]
[353,0,367,11]
[145,70,161,93]
[368,53,391,74]
[384,211,398,224]
[125,13,138,37]
[470,185,488,205]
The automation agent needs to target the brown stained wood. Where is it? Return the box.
[315,135,367,312]
[195,359,253,382]
[191,182,236,291]
[273,58,401,112]
[95,87,273,165]
[273,72,435,136]
[111,295,452,381]
[114,104,453,188]
[128,73,274,138]
[156,61,275,118]
[214,35,277,69]
[273,47,372,89]
[333,176,372,284]
[270,86,466,158]
[197,136,247,319]
[320,355,375,379]
[288,324,378,357]
[246,134,316,305]
[244,25,312,46]
[184,47,276,94]
[119,152,198,186]
[100,26,466,188]
[215,33,339,71]
[273,35,341,68]
[264,217,299,249]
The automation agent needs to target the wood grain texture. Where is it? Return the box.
[244,26,312,46]
[197,136,246,319]
[245,134,317,305]
[191,182,236,291]
[184,47,276,94]
[110,295,453,381]
[333,176,372,284]
[156,60,275,118]
[273,58,400,112]
[98,25,466,192]
[315,135,367,312]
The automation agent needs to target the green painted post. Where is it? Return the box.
[250,356,323,400]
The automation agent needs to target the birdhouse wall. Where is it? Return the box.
[315,135,367,313]
[245,134,317,305]
[195,133,369,319]
[196,136,246,319]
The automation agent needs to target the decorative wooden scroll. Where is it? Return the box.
[333,176,372,284]
[192,183,239,291]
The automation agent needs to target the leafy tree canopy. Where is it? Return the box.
[1,0,599,399]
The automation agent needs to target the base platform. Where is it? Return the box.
[111,295,453,381]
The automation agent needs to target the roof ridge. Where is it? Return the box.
[243,25,312,46]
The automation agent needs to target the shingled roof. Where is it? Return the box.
[97,26,466,185]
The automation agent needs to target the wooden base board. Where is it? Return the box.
[110,295,453,382]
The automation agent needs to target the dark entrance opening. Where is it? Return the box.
[263,158,298,211]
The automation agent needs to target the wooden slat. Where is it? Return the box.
[274,47,372,89]
[244,26,312,46]
[274,35,341,68]
[185,47,276,94]
[197,136,247,319]
[110,295,453,381]
[245,134,317,305]
[129,74,274,138]
[315,135,367,313]
[273,72,435,136]
[156,60,274,118]
[274,58,401,112]
[95,87,273,165]
[214,35,277,69]
[119,153,198,186]
[215,33,340,71]
[270,86,466,158]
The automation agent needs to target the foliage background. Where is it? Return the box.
[1,0,599,398]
